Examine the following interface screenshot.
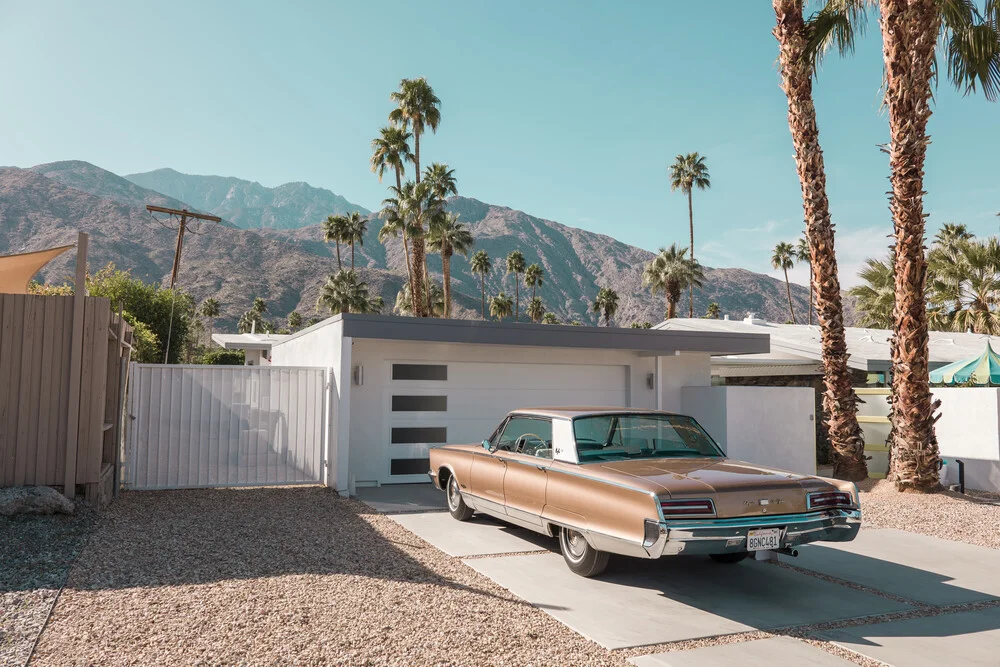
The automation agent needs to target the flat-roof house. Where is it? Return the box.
[268,314,790,492]
[211,333,291,365]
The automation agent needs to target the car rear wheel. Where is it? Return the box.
[446,474,474,521]
[709,551,750,564]
[559,528,609,577]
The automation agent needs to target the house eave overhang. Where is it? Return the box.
[276,313,770,356]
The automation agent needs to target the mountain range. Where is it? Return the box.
[0,160,820,329]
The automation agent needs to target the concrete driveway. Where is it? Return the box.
[363,484,1000,666]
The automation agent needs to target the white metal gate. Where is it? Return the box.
[125,364,327,490]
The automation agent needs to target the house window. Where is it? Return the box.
[390,458,431,476]
[390,427,447,444]
[392,395,448,412]
[391,364,448,381]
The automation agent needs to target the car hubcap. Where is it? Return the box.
[564,530,586,559]
[448,479,460,510]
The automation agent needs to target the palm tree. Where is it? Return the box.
[237,308,270,334]
[251,298,267,316]
[642,244,704,320]
[287,310,303,331]
[427,212,474,318]
[669,153,711,317]
[343,212,368,270]
[394,282,444,317]
[525,264,544,302]
[199,298,220,339]
[526,296,545,323]
[322,214,350,271]
[705,302,721,319]
[371,125,415,291]
[317,270,376,315]
[378,204,418,309]
[390,78,441,315]
[630,321,653,329]
[934,223,973,250]
[930,238,1000,335]
[423,163,457,200]
[773,0,869,481]
[470,250,492,320]
[505,251,526,321]
[803,0,1000,491]
[795,235,814,325]
[389,78,441,186]
[848,258,896,329]
[381,180,435,316]
[542,312,559,325]
[489,292,513,321]
[771,242,797,324]
[592,288,620,327]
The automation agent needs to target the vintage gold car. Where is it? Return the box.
[428,408,861,577]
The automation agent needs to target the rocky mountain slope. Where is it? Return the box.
[126,168,368,230]
[1,161,816,328]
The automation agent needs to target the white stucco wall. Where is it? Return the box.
[681,386,816,475]
[269,319,351,493]
[933,387,1000,492]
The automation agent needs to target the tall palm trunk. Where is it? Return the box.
[782,267,797,324]
[409,131,426,316]
[335,242,342,271]
[880,0,941,491]
[396,168,417,310]
[687,189,695,318]
[809,278,814,325]
[350,243,355,271]
[514,278,520,322]
[774,0,867,481]
[442,248,452,318]
[480,276,486,319]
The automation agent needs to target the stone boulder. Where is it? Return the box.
[0,486,75,516]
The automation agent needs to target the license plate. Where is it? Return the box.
[747,528,781,551]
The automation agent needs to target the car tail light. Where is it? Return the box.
[807,491,853,510]
[659,498,716,517]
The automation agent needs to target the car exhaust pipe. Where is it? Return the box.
[776,547,798,557]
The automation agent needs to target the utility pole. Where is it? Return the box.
[146,205,222,288]
[146,205,222,363]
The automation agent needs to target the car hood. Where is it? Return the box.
[592,458,834,517]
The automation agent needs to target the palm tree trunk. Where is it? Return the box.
[773,0,867,481]
[480,276,486,319]
[666,298,676,320]
[442,250,452,319]
[395,168,417,314]
[335,243,342,271]
[411,235,427,318]
[351,243,355,271]
[783,268,797,324]
[880,0,941,492]
[688,189,695,318]
[514,280,520,322]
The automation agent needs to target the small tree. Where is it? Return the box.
[705,302,721,319]
[489,292,513,321]
[287,311,303,331]
[542,312,559,324]
[526,296,545,323]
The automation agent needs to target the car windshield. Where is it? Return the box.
[572,413,723,461]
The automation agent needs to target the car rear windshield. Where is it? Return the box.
[572,413,723,461]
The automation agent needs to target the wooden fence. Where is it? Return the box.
[0,293,132,501]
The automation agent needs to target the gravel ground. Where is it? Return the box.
[31,488,625,666]
[859,479,1000,549]
[1,509,94,667]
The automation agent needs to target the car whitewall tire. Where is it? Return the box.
[559,527,609,577]
[446,474,474,521]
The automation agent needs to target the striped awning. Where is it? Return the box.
[0,245,74,294]
[929,342,1000,385]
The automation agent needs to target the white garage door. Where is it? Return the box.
[381,361,629,483]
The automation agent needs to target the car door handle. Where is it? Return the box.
[535,464,546,471]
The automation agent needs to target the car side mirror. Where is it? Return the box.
[482,439,491,451]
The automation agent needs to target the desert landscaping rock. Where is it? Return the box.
[0,487,74,517]
[30,488,626,666]
[859,479,1000,550]
[0,508,93,667]
[628,636,856,666]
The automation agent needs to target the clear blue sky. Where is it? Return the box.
[2,0,997,286]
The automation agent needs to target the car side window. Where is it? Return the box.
[496,417,553,458]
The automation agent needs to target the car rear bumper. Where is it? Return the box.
[643,508,862,557]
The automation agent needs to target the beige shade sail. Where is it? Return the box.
[0,244,75,294]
